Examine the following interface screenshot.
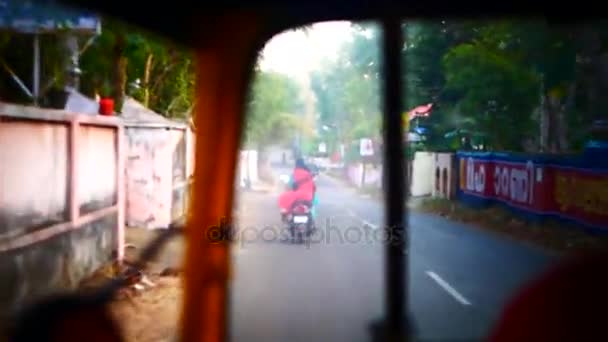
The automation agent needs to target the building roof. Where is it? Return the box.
[120,97,186,128]
[0,0,100,34]
[64,87,98,115]
[64,91,187,128]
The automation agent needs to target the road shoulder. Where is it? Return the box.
[416,198,608,257]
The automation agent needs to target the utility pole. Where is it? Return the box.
[361,158,366,188]
[33,34,40,105]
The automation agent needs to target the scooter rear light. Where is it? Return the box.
[292,205,310,214]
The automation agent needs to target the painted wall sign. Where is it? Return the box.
[360,138,373,156]
[552,169,608,227]
[457,152,608,230]
[492,160,535,206]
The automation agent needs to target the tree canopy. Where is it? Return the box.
[244,68,304,149]
[310,22,382,155]
[309,20,608,154]
[0,16,195,119]
[2,14,608,155]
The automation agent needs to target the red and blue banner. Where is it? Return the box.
[457,150,608,230]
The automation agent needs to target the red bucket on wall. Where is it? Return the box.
[99,98,114,116]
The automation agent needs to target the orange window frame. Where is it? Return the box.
[181,14,270,342]
[181,14,408,342]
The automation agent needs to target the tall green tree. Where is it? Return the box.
[442,41,540,150]
[310,22,382,152]
[245,68,303,149]
[405,19,595,152]
[244,68,304,179]
[79,18,195,118]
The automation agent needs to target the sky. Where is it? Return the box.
[258,21,354,80]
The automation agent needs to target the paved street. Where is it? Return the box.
[230,173,555,341]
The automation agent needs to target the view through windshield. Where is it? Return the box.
[0,3,607,340]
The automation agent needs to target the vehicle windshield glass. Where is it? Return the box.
[1,2,608,340]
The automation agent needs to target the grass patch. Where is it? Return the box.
[417,198,608,256]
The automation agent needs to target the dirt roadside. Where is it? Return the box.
[82,186,266,342]
[76,227,185,342]
[418,198,608,256]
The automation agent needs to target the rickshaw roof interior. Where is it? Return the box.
[60,0,597,48]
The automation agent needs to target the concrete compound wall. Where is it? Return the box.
[238,150,258,186]
[432,153,457,199]
[124,125,194,229]
[0,214,117,317]
[346,163,382,188]
[0,102,124,321]
[411,152,434,197]
[78,125,117,213]
[344,152,435,196]
[457,149,608,230]
[0,120,69,235]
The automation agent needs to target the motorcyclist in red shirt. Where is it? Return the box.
[278,158,317,221]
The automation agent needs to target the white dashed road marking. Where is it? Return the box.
[345,208,379,230]
[426,271,472,306]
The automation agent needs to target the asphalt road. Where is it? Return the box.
[229,173,555,341]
